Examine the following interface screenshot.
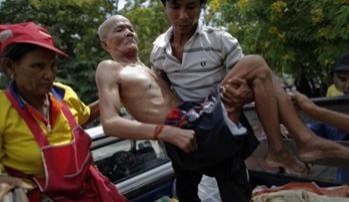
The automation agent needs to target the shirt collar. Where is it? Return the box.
[153,22,204,48]
[7,82,64,108]
[8,82,26,108]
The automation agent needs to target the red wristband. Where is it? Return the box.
[153,124,164,140]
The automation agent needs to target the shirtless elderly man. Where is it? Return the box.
[96,17,197,154]
[95,15,349,201]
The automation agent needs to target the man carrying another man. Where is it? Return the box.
[95,14,349,202]
[151,0,349,200]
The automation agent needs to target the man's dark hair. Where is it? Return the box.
[160,0,207,6]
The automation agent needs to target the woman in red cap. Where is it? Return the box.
[0,22,127,201]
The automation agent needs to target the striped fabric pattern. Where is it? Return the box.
[151,23,244,102]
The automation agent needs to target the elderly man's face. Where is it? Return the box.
[102,16,138,56]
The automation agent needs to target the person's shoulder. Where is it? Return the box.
[201,25,235,39]
[98,59,117,66]
[53,82,75,95]
[52,81,78,100]
[0,89,8,101]
[53,81,70,88]
[327,84,335,89]
[202,25,224,32]
[153,28,172,47]
[97,59,122,70]
[96,59,124,81]
[0,90,12,124]
[153,33,167,47]
[201,25,227,34]
[53,81,73,91]
[326,84,343,97]
[199,25,238,47]
[154,32,167,41]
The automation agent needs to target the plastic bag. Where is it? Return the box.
[198,175,222,202]
[3,188,29,202]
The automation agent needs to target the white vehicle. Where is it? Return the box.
[86,125,175,201]
[86,95,349,201]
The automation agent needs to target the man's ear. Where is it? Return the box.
[1,57,14,76]
[100,41,108,51]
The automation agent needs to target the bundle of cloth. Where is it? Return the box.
[252,182,349,202]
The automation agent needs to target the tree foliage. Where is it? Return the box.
[0,0,114,103]
[0,0,169,102]
[2,0,346,99]
[207,0,349,89]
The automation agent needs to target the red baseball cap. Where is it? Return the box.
[0,22,67,57]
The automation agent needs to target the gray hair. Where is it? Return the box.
[97,15,124,41]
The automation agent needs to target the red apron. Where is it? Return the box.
[32,106,94,201]
[5,89,126,202]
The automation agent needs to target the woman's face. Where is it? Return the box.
[10,48,57,96]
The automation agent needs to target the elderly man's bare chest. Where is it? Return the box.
[118,67,160,98]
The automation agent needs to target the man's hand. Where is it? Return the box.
[0,175,33,202]
[159,126,197,153]
[288,91,316,113]
[220,77,254,111]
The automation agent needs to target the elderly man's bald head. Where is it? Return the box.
[97,15,130,41]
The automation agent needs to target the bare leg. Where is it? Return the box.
[274,78,349,162]
[221,55,306,174]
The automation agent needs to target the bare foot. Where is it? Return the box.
[297,136,349,162]
[264,147,308,175]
